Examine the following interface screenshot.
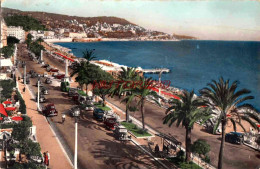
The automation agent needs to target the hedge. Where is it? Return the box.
[16,90,26,114]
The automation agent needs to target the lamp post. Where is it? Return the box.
[0,87,3,101]
[74,108,80,169]
[158,70,162,104]
[37,77,40,111]
[24,64,26,85]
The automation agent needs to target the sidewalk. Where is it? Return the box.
[16,76,72,169]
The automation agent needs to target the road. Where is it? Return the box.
[17,44,164,169]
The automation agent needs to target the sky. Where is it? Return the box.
[2,0,260,41]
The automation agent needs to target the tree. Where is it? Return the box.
[7,36,20,46]
[93,71,113,106]
[1,45,14,58]
[82,49,96,63]
[36,37,44,45]
[199,77,260,169]
[191,139,210,157]
[25,33,33,48]
[110,67,140,122]
[123,77,160,130]
[163,90,212,162]
[12,123,30,142]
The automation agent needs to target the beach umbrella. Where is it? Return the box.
[3,101,12,104]
[0,117,3,120]
[0,104,8,117]
[257,124,260,128]
[11,116,23,121]
[5,107,16,111]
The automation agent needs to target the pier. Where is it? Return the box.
[142,68,170,74]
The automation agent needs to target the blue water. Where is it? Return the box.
[56,41,260,110]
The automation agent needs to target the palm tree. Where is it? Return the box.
[199,77,259,169]
[163,90,212,162]
[123,77,160,130]
[82,49,96,64]
[110,67,140,122]
[36,37,44,45]
[70,49,97,90]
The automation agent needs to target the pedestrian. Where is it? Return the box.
[155,144,159,157]
[43,152,46,165]
[46,151,50,166]
[23,87,26,93]
[19,153,22,162]
[62,114,66,124]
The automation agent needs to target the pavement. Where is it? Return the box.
[15,73,73,169]
[16,44,166,169]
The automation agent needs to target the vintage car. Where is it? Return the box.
[93,108,105,121]
[49,68,59,72]
[68,88,78,97]
[36,81,44,87]
[42,103,58,117]
[113,125,131,141]
[55,74,65,79]
[225,132,244,144]
[41,87,49,95]
[35,93,46,103]
[42,64,49,68]
[104,117,118,130]
[45,78,52,84]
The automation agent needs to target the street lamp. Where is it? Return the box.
[37,77,40,111]
[74,108,80,169]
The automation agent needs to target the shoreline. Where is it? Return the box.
[45,38,179,43]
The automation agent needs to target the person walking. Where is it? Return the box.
[62,114,66,124]
[23,87,26,93]
[155,144,160,157]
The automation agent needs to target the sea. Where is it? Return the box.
[55,40,260,110]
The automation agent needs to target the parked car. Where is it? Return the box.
[42,103,58,117]
[225,132,244,144]
[36,81,43,87]
[41,87,49,95]
[45,78,52,84]
[55,74,65,79]
[80,104,94,111]
[104,117,118,130]
[69,106,80,117]
[49,68,59,72]
[42,64,49,68]
[93,108,105,121]
[31,72,39,78]
[113,125,131,141]
[43,72,48,77]
[35,93,46,103]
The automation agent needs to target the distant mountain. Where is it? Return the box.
[172,34,197,40]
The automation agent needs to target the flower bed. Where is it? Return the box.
[121,122,152,137]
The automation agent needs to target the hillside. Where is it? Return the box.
[2,7,196,40]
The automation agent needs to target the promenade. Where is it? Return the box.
[16,74,72,169]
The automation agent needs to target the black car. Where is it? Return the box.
[35,93,46,103]
[225,132,244,144]
[45,78,52,84]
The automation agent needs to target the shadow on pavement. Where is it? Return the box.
[91,139,164,169]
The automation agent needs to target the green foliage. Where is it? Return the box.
[4,15,47,31]
[7,36,20,46]
[93,102,111,111]
[12,123,30,142]
[1,45,14,58]
[77,90,87,96]
[191,139,210,156]
[176,150,185,163]
[0,80,16,99]
[16,90,27,114]
[29,41,45,56]
[60,82,70,92]
[121,122,152,137]
[179,162,202,169]
[11,160,45,169]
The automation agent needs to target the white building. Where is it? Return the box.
[29,30,44,40]
[44,31,55,39]
[64,32,87,38]
[7,26,25,42]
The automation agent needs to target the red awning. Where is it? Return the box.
[5,107,16,111]
[54,52,75,62]
[0,104,8,117]
[3,101,12,104]
[257,124,260,128]
[11,116,23,121]
[0,117,3,120]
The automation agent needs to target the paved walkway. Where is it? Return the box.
[16,74,72,169]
